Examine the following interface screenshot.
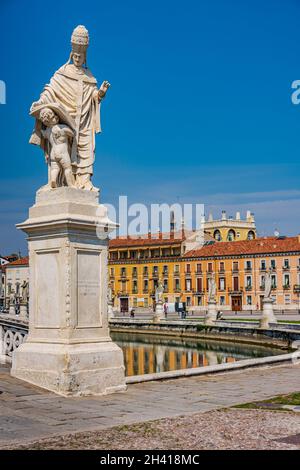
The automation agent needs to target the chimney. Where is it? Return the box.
[208,212,213,222]
[250,212,255,222]
[246,210,251,221]
[236,211,241,220]
[221,210,227,220]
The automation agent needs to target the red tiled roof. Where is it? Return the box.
[184,236,300,258]
[109,231,185,248]
[5,256,29,267]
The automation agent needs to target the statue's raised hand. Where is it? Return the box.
[98,80,111,101]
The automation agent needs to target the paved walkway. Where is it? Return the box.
[1,362,300,447]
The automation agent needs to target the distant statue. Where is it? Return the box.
[9,289,16,307]
[208,276,217,302]
[29,25,110,191]
[155,281,164,303]
[264,269,272,300]
[21,280,29,303]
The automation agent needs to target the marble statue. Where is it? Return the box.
[29,25,110,191]
[155,281,164,303]
[264,269,272,300]
[208,276,217,302]
[21,280,29,303]
[9,289,16,307]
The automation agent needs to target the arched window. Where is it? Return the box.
[247,230,255,240]
[213,229,222,241]
[227,229,236,241]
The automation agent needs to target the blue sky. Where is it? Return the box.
[1,0,300,254]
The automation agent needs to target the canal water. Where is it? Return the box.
[111,332,286,377]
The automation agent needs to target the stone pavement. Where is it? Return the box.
[1,362,300,447]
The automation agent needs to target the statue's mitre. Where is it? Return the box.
[71,25,89,50]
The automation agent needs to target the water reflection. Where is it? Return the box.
[111,332,286,377]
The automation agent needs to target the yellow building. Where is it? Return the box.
[204,210,256,242]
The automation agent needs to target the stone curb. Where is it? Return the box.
[125,351,300,384]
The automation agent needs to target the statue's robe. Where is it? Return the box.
[30,63,101,182]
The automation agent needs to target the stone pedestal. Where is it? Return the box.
[204,300,217,325]
[260,298,277,329]
[153,300,164,322]
[9,305,15,316]
[19,302,28,320]
[11,187,126,396]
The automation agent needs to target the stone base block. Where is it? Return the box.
[260,299,277,329]
[11,341,127,396]
[204,301,217,325]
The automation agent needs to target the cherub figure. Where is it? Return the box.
[39,107,75,188]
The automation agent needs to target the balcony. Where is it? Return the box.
[152,272,159,279]
[282,265,290,271]
[294,284,300,293]
[143,289,149,294]
[194,289,205,295]
[232,268,239,274]
[228,288,243,295]
[283,284,291,290]
[245,285,252,291]
[117,291,129,297]
[185,271,192,276]
[132,289,138,294]
[174,288,181,293]
[259,266,267,272]
[162,271,168,277]
[143,271,149,277]
[132,271,138,278]
[218,268,225,274]
[244,266,252,272]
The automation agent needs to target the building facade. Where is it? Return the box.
[4,257,29,309]
[108,235,300,313]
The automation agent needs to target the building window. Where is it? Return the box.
[233,277,239,291]
[214,230,222,241]
[197,296,202,306]
[219,277,226,291]
[284,294,291,305]
[232,261,239,272]
[208,263,213,273]
[153,266,158,275]
[260,260,266,270]
[247,295,252,305]
[219,262,225,272]
[132,280,138,294]
[245,260,252,270]
[220,296,225,305]
[174,279,180,291]
[196,263,202,273]
[196,277,203,292]
[270,259,276,269]
[143,280,148,292]
[283,259,290,269]
[144,298,148,307]
[186,296,191,306]
[110,267,114,276]
[246,276,252,289]
[132,267,137,277]
[163,279,168,292]
[143,266,148,276]
[247,230,255,240]
[283,274,290,288]
[121,267,126,277]
[163,265,168,275]
[174,264,180,273]
[227,229,236,241]
[271,275,277,289]
[185,279,192,291]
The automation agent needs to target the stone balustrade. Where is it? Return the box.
[0,314,28,362]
